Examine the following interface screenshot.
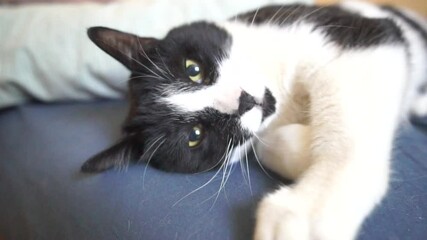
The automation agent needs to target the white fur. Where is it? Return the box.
[240,107,263,132]
[253,39,406,240]
[341,1,427,117]
[223,3,419,240]
[165,2,425,239]
[256,124,312,180]
[413,94,427,116]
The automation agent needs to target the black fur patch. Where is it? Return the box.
[125,107,250,173]
[382,6,427,47]
[382,6,427,93]
[83,22,261,173]
[236,4,405,48]
[123,22,237,173]
[262,89,276,120]
[238,91,257,116]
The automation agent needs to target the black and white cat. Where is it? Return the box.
[81,1,427,239]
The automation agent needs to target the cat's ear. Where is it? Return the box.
[87,27,158,71]
[81,135,141,173]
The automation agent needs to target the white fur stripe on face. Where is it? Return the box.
[163,84,241,114]
[164,87,216,113]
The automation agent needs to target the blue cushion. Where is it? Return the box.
[0,101,426,239]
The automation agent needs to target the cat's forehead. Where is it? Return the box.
[163,21,232,52]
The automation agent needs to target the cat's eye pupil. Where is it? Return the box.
[186,64,200,77]
[189,128,201,141]
[189,125,203,148]
[185,59,203,83]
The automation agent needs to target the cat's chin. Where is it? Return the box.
[240,105,277,135]
[240,107,263,133]
[229,139,253,164]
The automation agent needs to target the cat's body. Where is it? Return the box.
[82,1,427,239]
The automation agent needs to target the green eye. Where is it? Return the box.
[185,59,203,83]
[189,125,203,148]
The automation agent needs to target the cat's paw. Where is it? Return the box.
[254,187,357,240]
[256,124,312,180]
[254,187,310,240]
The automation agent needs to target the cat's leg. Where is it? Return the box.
[256,124,312,180]
[254,46,407,240]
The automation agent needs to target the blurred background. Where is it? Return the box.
[0,0,426,13]
[318,0,427,14]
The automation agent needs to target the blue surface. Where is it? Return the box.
[0,100,426,240]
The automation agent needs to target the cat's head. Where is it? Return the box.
[81,21,277,173]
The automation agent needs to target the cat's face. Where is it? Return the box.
[81,22,277,173]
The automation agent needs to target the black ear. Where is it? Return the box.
[81,135,142,173]
[87,27,158,71]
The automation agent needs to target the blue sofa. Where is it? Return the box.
[1,100,426,239]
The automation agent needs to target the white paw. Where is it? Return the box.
[254,187,358,240]
[254,187,310,240]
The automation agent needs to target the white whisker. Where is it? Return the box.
[250,8,260,27]
[244,139,253,196]
[238,140,248,185]
[209,139,234,210]
[250,139,274,179]
[136,38,170,79]
[155,48,175,78]
[139,136,164,188]
[129,74,164,81]
[279,5,303,25]
[300,6,326,22]
[267,6,285,25]
[321,24,356,30]
[252,132,271,148]
[172,140,231,207]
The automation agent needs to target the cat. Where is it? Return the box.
[81,1,427,239]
